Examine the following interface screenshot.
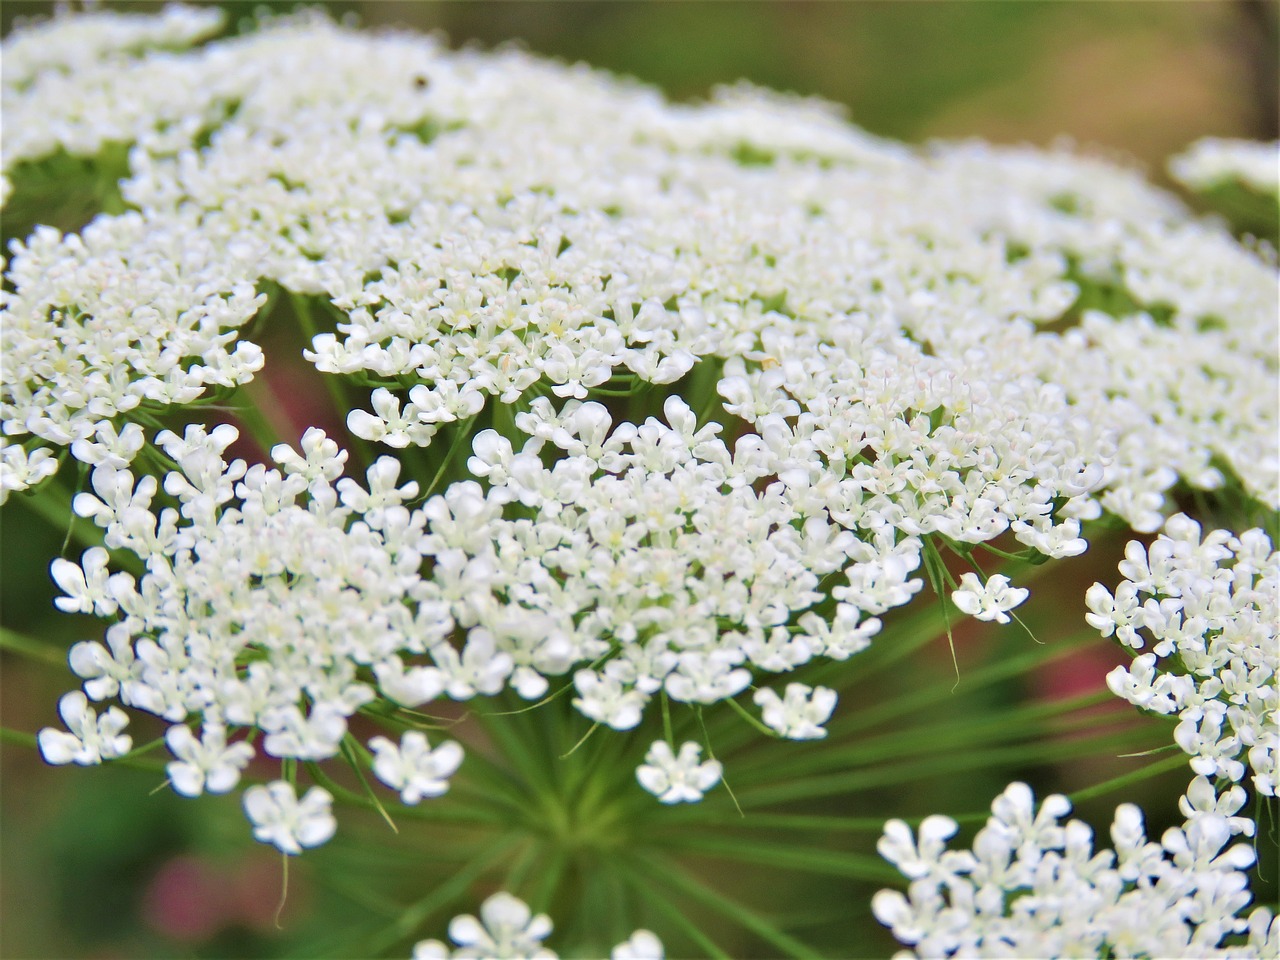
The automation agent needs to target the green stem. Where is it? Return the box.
[0,627,69,667]
[421,414,479,501]
[633,852,816,959]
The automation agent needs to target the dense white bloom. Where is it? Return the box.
[6,4,1278,860]
[951,573,1030,624]
[242,781,336,855]
[413,892,555,960]
[874,781,1266,958]
[636,740,723,803]
[37,690,132,765]
[368,731,464,804]
[753,683,838,739]
[412,895,664,960]
[1095,517,1278,797]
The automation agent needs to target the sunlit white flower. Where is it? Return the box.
[611,929,664,960]
[37,690,132,765]
[369,731,464,804]
[242,781,336,855]
[951,573,1029,624]
[165,723,255,797]
[414,892,555,960]
[636,740,722,804]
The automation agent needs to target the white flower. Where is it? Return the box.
[369,731,464,804]
[415,892,556,960]
[242,781,336,855]
[753,683,838,739]
[951,573,1029,624]
[37,691,132,765]
[611,929,664,960]
[165,723,255,797]
[636,740,722,804]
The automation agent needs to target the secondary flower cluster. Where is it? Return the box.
[1169,137,1280,200]
[872,781,1275,959]
[875,518,1278,956]
[1091,515,1278,798]
[39,423,465,851]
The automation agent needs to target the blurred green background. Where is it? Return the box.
[2,2,1277,958]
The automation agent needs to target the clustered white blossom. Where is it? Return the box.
[35,422,466,848]
[950,573,1029,625]
[872,781,1275,959]
[3,7,1275,522]
[1090,515,1278,798]
[1169,137,1280,199]
[412,891,663,960]
[242,780,337,856]
[875,518,1278,956]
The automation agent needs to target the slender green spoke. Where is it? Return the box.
[0,626,69,667]
[732,689,1127,783]
[1067,752,1191,806]
[617,860,733,960]
[651,833,902,884]
[360,830,525,957]
[632,852,818,960]
[733,727,1166,807]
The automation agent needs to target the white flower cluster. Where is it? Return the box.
[1090,515,1278,798]
[1169,137,1280,199]
[412,891,663,960]
[872,780,1275,959]
[1,3,223,98]
[0,215,266,498]
[443,396,884,731]
[877,516,1277,955]
[7,3,1279,847]
[2,8,1276,526]
[36,423,464,849]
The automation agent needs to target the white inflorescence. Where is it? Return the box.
[1169,137,1280,199]
[872,781,1276,959]
[5,4,1277,866]
[636,740,724,804]
[876,517,1278,956]
[1091,515,1279,798]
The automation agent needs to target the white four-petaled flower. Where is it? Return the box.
[414,891,555,959]
[37,690,132,765]
[753,683,838,740]
[951,572,1029,623]
[165,723,255,797]
[242,781,336,855]
[369,731,464,804]
[636,740,723,803]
